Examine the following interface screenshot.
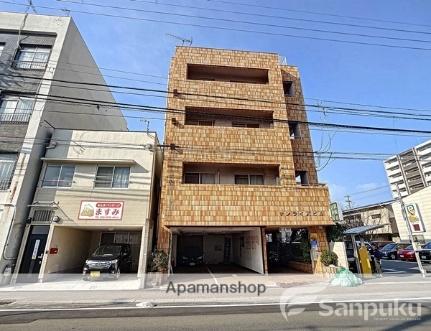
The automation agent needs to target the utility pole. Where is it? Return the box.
[396,184,426,278]
[345,195,353,209]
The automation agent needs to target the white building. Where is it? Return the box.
[14,129,161,286]
[0,12,126,284]
[384,140,431,199]
[391,186,431,242]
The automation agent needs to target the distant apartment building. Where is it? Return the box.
[13,129,161,286]
[342,201,399,242]
[384,140,431,199]
[0,12,126,284]
[158,47,331,274]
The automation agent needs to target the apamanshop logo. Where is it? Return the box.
[279,283,328,321]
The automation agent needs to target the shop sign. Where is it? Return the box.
[404,203,425,233]
[78,201,124,220]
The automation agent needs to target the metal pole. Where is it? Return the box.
[351,234,361,275]
[396,184,426,278]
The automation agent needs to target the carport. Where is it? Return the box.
[38,225,145,282]
[170,227,264,274]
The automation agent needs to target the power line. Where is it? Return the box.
[3,1,431,51]
[0,134,402,160]
[9,76,431,122]
[124,0,431,36]
[55,0,431,44]
[4,72,431,117]
[347,185,390,196]
[204,0,431,30]
[5,90,431,137]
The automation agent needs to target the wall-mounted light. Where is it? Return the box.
[51,215,61,223]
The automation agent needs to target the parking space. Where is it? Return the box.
[172,227,264,274]
[16,225,146,285]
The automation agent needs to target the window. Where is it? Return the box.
[283,81,294,96]
[95,166,130,188]
[184,172,216,184]
[0,96,34,122]
[42,165,75,188]
[295,171,309,185]
[234,174,264,185]
[0,154,17,190]
[33,209,54,222]
[288,122,300,139]
[232,122,260,128]
[15,46,51,70]
[0,44,4,56]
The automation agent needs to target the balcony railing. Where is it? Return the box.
[13,60,48,71]
[0,179,12,190]
[0,113,32,123]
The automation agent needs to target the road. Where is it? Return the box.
[0,302,429,331]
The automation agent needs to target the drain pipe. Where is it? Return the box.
[0,204,17,285]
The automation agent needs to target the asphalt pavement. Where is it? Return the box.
[382,259,431,275]
[0,302,430,330]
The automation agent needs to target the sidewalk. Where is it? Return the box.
[0,273,430,309]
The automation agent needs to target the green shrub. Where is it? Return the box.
[150,249,169,272]
[320,249,338,267]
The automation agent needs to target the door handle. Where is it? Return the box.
[37,254,44,259]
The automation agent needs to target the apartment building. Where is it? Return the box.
[13,129,161,285]
[342,201,399,242]
[0,12,126,284]
[158,47,331,274]
[384,140,431,199]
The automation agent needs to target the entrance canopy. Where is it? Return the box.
[343,224,388,236]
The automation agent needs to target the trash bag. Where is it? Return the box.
[330,267,362,287]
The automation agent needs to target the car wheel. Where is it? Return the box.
[115,267,121,280]
[390,253,396,260]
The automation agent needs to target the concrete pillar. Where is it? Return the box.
[38,224,55,283]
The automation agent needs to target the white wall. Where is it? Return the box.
[44,226,92,274]
[233,228,264,274]
[203,235,225,264]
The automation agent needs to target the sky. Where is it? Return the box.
[2,0,431,209]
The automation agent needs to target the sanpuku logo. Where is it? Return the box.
[319,300,422,321]
[280,284,422,322]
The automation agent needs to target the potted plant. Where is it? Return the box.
[320,249,338,276]
[149,250,169,286]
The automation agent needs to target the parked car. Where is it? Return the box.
[419,242,431,263]
[180,247,204,266]
[371,241,393,249]
[83,244,132,280]
[379,242,411,260]
[398,245,416,261]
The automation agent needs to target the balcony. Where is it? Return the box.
[0,113,32,124]
[0,179,12,190]
[162,183,331,228]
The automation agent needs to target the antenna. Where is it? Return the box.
[166,33,193,46]
[28,0,37,13]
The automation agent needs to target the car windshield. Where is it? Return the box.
[405,245,413,250]
[381,243,396,251]
[93,245,122,256]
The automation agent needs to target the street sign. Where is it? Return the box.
[330,202,342,222]
[78,201,124,220]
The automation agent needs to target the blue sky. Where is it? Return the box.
[2,0,431,208]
